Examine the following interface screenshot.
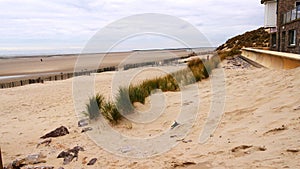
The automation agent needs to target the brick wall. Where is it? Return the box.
[276,0,300,54]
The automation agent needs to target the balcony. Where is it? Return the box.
[282,5,300,24]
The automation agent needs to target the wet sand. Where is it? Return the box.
[0,49,191,77]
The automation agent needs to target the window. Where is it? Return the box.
[282,13,287,24]
[271,33,276,47]
[286,11,292,23]
[292,9,297,20]
[289,30,296,46]
[297,1,300,18]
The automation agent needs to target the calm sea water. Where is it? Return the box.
[0,47,215,58]
[0,48,82,58]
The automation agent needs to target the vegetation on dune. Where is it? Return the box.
[115,87,134,115]
[85,27,270,124]
[86,54,221,124]
[216,27,270,59]
[101,100,121,124]
[85,95,102,120]
[86,93,122,124]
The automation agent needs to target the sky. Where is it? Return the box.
[0,0,264,55]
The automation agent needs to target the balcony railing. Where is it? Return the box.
[282,5,300,24]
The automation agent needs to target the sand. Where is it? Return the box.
[0,59,300,168]
[0,49,190,76]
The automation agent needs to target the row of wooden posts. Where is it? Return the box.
[0,66,116,89]
[122,57,180,70]
[0,57,184,89]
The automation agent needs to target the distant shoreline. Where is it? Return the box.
[0,49,214,88]
[0,47,215,59]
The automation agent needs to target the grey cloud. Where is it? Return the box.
[0,0,264,52]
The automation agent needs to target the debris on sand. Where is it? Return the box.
[81,127,93,133]
[230,145,266,157]
[258,146,267,151]
[24,166,54,169]
[286,149,299,153]
[5,153,47,169]
[176,139,192,143]
[231,145,253,152]
[293,106,300,111]
[78,119,89,127]
[81,157,88,165]
[171,161,196,168]
[40,126,69,139]
[264,125,287,135]
[87,158,97,165]
[223,56,253,69]
[36,139,52,148]
[57,146,84,165]
[171,121,179,129]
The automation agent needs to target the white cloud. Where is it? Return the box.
[0,0,264,54]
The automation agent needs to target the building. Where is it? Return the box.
[261,0,300,54]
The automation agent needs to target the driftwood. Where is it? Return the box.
[40,126,69,139]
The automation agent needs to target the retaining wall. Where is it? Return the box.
[241,48,300,69]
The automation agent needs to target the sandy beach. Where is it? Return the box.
[0,57,300,168]
[0,49,191,77]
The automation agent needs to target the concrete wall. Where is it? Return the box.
[241,48,300,69]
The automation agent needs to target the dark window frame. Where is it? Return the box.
[271,33,277,47]
[288,29,296,47]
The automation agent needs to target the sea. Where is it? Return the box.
[0,47,215,58]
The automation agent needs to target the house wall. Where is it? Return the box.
[280,21,300,53]
[277,0,300,54]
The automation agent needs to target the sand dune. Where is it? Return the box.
[0,60,299,168]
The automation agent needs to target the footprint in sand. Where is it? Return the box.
[231,145,266,157]
[171,161,212,169]
[263,125,287,136]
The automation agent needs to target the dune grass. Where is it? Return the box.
[115,55,221,115]
[85,94,121,124]
[86,54,221,124]
[101,100,122,124]
[85,94,104,120]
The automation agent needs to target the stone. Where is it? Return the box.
[87,158,97,165]
[40,126,69,139]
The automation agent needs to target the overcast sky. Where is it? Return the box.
[0,0,264,54]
